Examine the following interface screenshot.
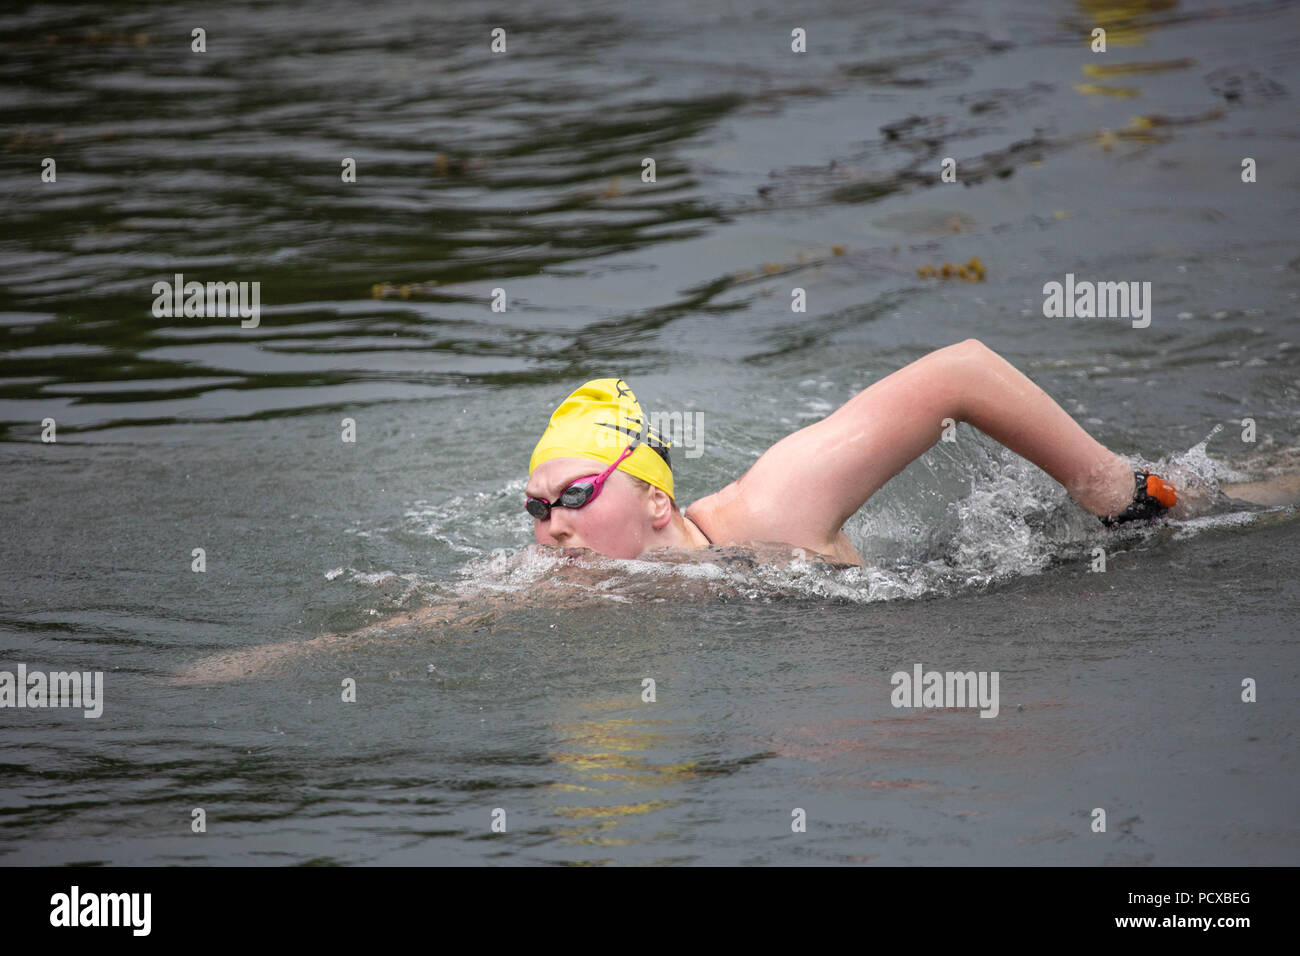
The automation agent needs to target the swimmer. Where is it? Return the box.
[526,338,1180,567]
[173,338,1297,684]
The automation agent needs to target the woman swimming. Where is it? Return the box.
[525,338,1178,567]
[180,337,1286,685]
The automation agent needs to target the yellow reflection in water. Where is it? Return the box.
[1069,2,1219,157]
[1076,0,1177,47]
[554,800,677,820]
[1072,1,1193,112]
[1071,1,1190,102]
[1073,83,1139,98]
[545,705,703,846]
[1082,58,1196,76]
[551,748,699,786]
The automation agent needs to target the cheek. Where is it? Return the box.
[529,486,648,556]
[595,495,651,555]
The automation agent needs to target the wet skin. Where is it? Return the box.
[525,454,863,564]
[527,340,1148,566]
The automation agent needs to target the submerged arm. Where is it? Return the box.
[170,596,508,685]
[171,557,636,685]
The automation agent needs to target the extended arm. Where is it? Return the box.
[711,339,1136,551]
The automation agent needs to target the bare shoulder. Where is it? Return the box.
[683,482,744,546]
[685,485,864,566]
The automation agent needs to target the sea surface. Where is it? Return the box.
[1,0,1298,864]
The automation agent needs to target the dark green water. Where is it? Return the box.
[1,0,1298,864]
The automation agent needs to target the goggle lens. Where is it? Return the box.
[525,480,596,520]
[557,482,594,507]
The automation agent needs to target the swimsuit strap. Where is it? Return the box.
[684,513,713,544]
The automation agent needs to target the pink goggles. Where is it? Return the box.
[525,442,636,521]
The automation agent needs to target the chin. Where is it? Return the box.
[594,540,645,560]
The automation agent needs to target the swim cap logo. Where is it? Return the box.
[596,419,648,444]
[595,416,671,468]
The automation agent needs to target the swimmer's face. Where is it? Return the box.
[526,457,655,559]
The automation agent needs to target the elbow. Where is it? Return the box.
[939,338,996,423]
[952,337,992,359]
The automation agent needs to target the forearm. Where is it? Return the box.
[943,341,1133,515]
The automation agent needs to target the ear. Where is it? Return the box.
[647,486,675,531]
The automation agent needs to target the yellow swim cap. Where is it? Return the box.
[529,378,673,499]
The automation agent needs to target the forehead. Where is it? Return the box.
[527,457,609,494]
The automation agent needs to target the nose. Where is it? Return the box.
[541,506,580,546]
